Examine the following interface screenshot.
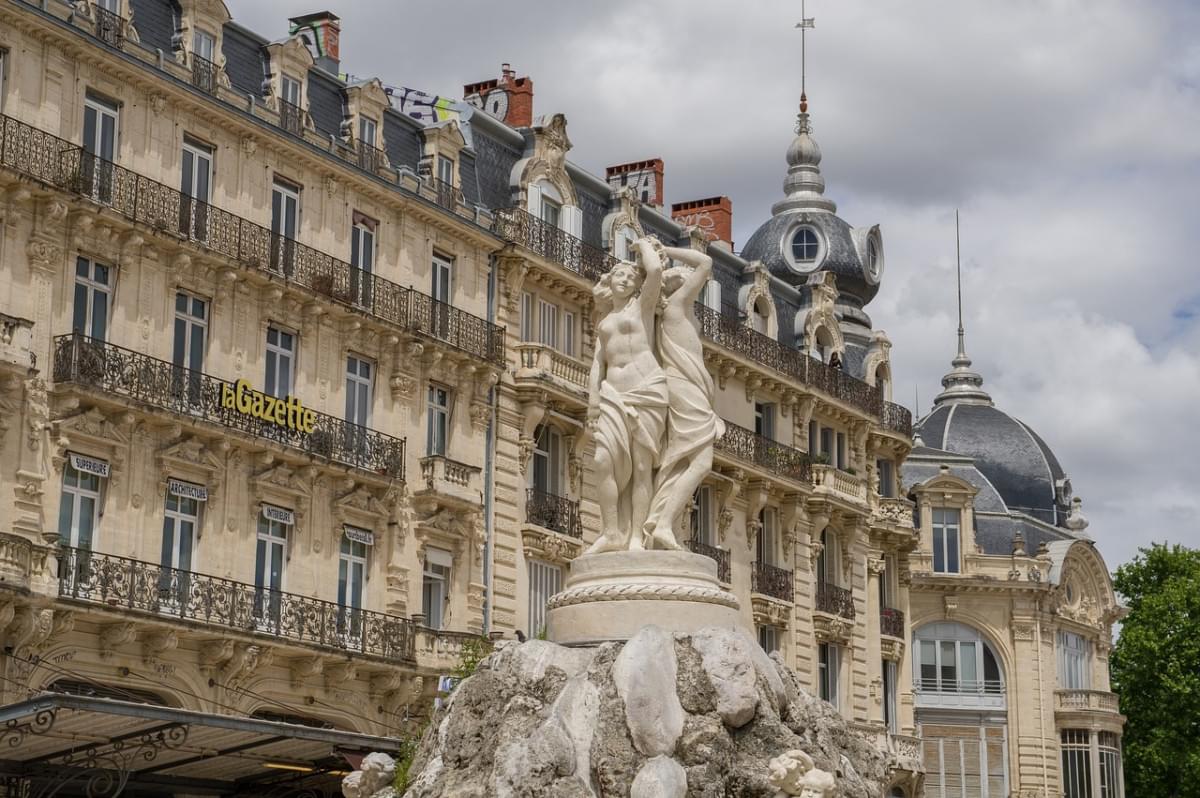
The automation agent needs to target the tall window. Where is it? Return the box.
[835,431,846,469]
[531,426,563,496]
[690,486,714,546]
[172,292,207,405]
[756,508,777,567]
[540,196,561,228]
[270,178,300,274]
[338,535,368,635]
[820,427,834,462]
[818,642,840,706]
[359,116,377,147]
[754,401,776,440]
[422,548,451,629]
[431,253,453,337]
[562,310,577,357]
[520,292,535,341]
[816,527,840,587]
[932,508,961,574]
[344,355,373,427]
[879,553,897,610]
[161,489,200,574]
[180,137,212,239]
[527,559,562,638]
[877,459,895,498]
[264,326,295,399]
[1062,729,1093,798]
[538,299,559,350]
[883,659,898,734]
[702,279,721,312]
[73,258,111,341]
[437,154,454,186]
[255,509,290,623]
[0,50,7,113]
[758,625,780,654]
[915,623,1003,695]
[58,460,104,549]
[192,29,215,61]
[1057,631,1092,690]
[82,92,118,201]
[1098,732,1123,798]
[280,75,302,106]
[426,384,451,456]
[350,214,376,308]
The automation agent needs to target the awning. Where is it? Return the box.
[0,693,400,796]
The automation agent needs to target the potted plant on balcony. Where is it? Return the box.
[813,452,830,465]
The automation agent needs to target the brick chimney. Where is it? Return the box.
[671,196,733,249]
[606,159,665,208]
[464,63,534,128]
[288,11,341,74]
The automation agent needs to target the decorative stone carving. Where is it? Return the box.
[742,263,778,338]
[99,622,138,655]
[767,749,838,797]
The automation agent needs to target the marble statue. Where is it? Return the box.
[767,749,838,797]
[341,752,397,798]
[585,238,724,553]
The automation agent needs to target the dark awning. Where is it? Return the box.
[0,693,399,796]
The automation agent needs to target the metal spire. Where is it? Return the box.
[796,0,815,111]
[934,210,993,407]
[956,209,965,360]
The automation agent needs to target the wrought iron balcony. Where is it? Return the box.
[57,545,416,661]
[190,53,219,95]
[815,583,855,620]
[351,141,387,174]
[493,206,616,283]
[880,606,905,638]
[751,561,794,603]
[0,114,504,366]
[715,420,812,484]
[93,6,124,48]
[686,538,730,583]
[53,334,406,480]
[421,176,467,215]
[278,100,305,137]
[525,488,583,539]
[881,401,913,437]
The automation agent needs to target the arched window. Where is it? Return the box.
[875,363,892,400]
[913,622,1004,702]
[614,225,637,260]
[811,325,835,363]
[750,297,770,334]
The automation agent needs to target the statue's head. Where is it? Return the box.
[797,767,837,798]
[609,259,644,301]
[661,266,688,297]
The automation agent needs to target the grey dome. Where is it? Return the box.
[741,211,880,304]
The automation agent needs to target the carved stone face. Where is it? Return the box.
[610,262,642,300]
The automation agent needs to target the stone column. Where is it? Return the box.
[865,551,885,726]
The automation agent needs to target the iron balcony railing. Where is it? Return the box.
[751,561,794,603]
[93,6,124,47]
[881,401,913,437]
[686,538,731,584]
[423,176,466,215]
[715,420,812,484]
[0,114,504,366]
[57,545,416,661]
[493,206,616,283]
[917,678,1004,696]
[815,582,855,620]
[525,488,583,539]
[351,141,387,173]
[53,334,406,480]
[190,53,219,95]
[278,100,305,137]
[880,606,905,638]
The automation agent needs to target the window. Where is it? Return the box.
[818,642,840,706]
[192,29,215,62]
[541,196,561,228]
[422,548,452,629]
[527,559,562,637]
[96,0,118,12]
[58,459,104,549]
[161,490,200,573]
[538,299,559,350]
[877,459,895,498]
[757,625,780,654]
[702,279,721,312]
[923,727,1009,798]
[338,535,368,636]
[835,432,846,470]
[883,659,898,733]
[180,138,212,239]
[690,486,714,546]
[172,291,207,373]
[520,292,535,342]
[73,258,111,341]
[1098,732,1123,798]
[756,508,777,567]
[0,50,7,113]
[750,298,769,334]
[1062,729,1092,798]
[270,179,300,274]
[915,623,1003,695]
[816,528,839,587]
[280,75,302,106]
[437,154,454,186]
[562,310,577,357]
[820,427,834,462]
[754,401,776,440]
[614,226,637,260]
[254,509,290,623]
[82,92,118,201]
[932,508,961,574]
[264,326,295,399]
[791,227,820,263]
[345,355,373,428]
[431,253,453,337]
[531,426,563,496]
[426,384,451,456]
[350,214,376,307]
[1057,630,1092,690]
[359,116,377,147]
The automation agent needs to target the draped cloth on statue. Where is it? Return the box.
[646,323,726,529]
[594,373,670,490]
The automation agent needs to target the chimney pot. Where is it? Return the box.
[605,158,665,208]
[670,196,734,249]
[288,11,341,73]
[464,63,534,128]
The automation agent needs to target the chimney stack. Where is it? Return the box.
[605,159,665,208]
[288,11,341,74]
[671,196,733,249]
[464,64,534,128]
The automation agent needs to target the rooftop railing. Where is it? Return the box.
[715,420,812,484]
[492,206,616,283]
[93,6,124,48]
[350,141,387,174]
[278,99,305,137]
[53,334,406,480]
[0,114,504,366]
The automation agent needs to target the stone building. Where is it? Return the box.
[905,338,1125,797]
[0,0,922,793]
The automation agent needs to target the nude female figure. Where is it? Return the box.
[585,239,669,554]
[642,246,726,550]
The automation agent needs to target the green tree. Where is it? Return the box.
[1110,543,1200,798]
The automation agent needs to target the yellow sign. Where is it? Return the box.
[220,379,317,433]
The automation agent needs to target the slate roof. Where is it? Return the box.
[740,211,878,306]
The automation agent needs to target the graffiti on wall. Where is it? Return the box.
[391,86,458,124]
[464,86,511,123]
[606,167,659,205]
[673,210,718,239]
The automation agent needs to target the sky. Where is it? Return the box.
[229,0,1200,572]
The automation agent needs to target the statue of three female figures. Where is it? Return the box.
[585,236,726,554]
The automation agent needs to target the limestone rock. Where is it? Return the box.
[690,628,759,727]
[630,755,688,798]
[613,625,685,757]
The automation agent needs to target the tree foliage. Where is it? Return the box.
[1110,543,1200,798]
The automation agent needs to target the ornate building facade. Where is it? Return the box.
[0,0,924,794]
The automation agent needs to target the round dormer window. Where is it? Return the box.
[865,236,884,284]
[786,226,824,273]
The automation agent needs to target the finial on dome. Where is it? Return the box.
[1065,496,1091,537]
[934,211,993,407]
[800,91,808,114]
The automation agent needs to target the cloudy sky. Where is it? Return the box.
[231,0,1199,572]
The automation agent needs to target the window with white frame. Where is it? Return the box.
[562,310,577,357]
[923,727,1009,798]
[756,508,778,567]
[689,486,714,546]
[816,527,840,587]
[1062,729,1093,798]
[351,213,376,307]
[915,622,1003,695]
[180,137,212,231]
[702,279,721,312]
[270,179,300,273]
[1098,732,1123,798]
[254,508,290,622]
[932,508,961,574]
[757,625,780,655]
[540,196,561,228]
[877,458,895,498]
[520,292,535,342]
[613,225,637,260]
[192,29,216,62]
[359,116,377,147]
[527,559,562,638]
[1057,630,1092,690]
[344,355,373,428]
[879,553,897,610]
[264,325,295,399]
[818,642,840,706]
[426,384,451,456]
[338,535,368,614]
[58,458,105,549]
[73,258,111,341]
[83,92,118,162]
[280,74,302,107]
[173,292,208,375]
[754,401,776,440]
[437,154,454,186]
[422,548,452,629]
[161,489,201,573]
[538,299,559,350]
[531,425,564,497]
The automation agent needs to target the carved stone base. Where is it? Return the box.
[546,551,742,645]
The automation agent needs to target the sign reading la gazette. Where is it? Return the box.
[220,379,318,433]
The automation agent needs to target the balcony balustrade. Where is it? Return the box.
[815,583,855,620]
[881,401,913,437]
[915,677,1006,709]
[0,114,504,366]
[93,6,124,47]
[278,100,305,137]
[351,141,387,174]
[751,561,794,603]
[514,343,589,394]
[1055,689,1120,713]
[493,206,616,284]
[525,488,583,539]
[421,176,467,215]
[811,464,868,504]
[190,53,219,95]
[57,545,415,661]
[53,334,406,479]
[685,538,731,583]
[880,606,905,638]
[715,421,812,484]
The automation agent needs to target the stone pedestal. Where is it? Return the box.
[546,550,742,645]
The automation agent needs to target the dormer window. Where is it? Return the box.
[359,117,377,147]
[437,155,454,187]
[792,227,819,262]
[932,508,961,574]
[541,196,561,228]
[193,29,215,62]
[281,75,302,107]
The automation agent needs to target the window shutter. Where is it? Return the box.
[564,205,583,237]
[526,183,542,218]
